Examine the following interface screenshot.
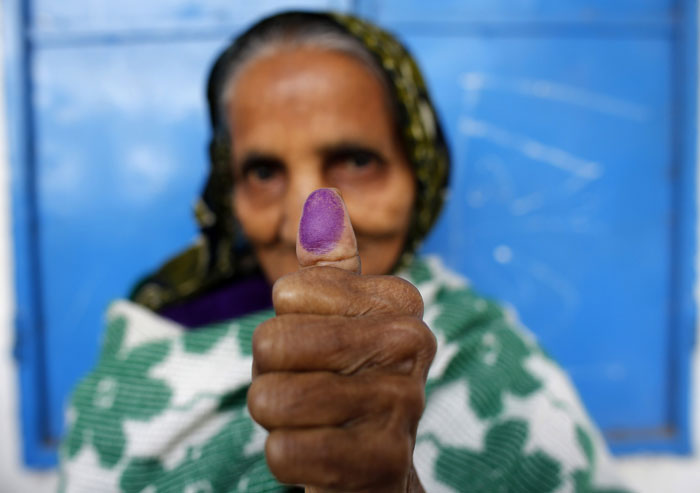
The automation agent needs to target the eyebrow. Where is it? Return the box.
[234,140,389,173]
[235,150,284,174]
[316,140,388,164]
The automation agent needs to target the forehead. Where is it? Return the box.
[226,48,395,148]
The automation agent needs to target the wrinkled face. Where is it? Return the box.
[227,48,416,283]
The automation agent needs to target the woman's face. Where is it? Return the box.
[227,48,416,283]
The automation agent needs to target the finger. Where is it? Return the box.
[296,188,361,273]
[248,372,424,430]
[266,426,413,491]
[273,266,423,318]
[253,314,436,378]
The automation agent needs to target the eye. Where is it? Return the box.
[347,151,374,168]
[240,159,284,183]
[325,147,387,187]
[327,148,384,173]
[248,162,279,181]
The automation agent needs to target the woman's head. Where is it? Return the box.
[132,11,449,309]
[214,15,415,281]
[207,12,449,281]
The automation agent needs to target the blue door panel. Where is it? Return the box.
[31,0,352,452]
[394,34,673,436]
[357,0,674,25]
[35,40,221,439]
[31,0,353,36]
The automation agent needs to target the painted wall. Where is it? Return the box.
[611,5,700,488]
[0,3,698,492]
[0,5,57,489]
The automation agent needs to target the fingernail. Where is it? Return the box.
[299,189,345,255]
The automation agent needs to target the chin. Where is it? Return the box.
[356,242,403,276]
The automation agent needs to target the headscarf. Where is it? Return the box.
[130,11,450,311]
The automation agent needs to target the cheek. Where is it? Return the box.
[345,168,415,234]
[233,188,280,243]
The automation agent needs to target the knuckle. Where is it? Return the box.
[377,376,425,427]
[399,379,425,415]
[420,324,438,363]
[396,278,424,317]
[315,466,345,489]
[404,317,437,368]
[383,316,436,372]
[376,376,424,416]
[273,268,353,314]
[407,381,427,419]
[389,316,428,345]
[251,320,276,370]
[376,277,424,317]
[265,432,293,482]
[272,274,303,313]
[246,378,268,424]
[312,265,355,281]
[313,431,347,488]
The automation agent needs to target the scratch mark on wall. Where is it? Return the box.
[510,193,545,216]
[460,72,650,122]
[493,245,513,264]
[460,117,603,180]
[528,260,580,311]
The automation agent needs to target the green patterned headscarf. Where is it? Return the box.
[131,11,450,311]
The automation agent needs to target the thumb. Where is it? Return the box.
[296,188,361,273]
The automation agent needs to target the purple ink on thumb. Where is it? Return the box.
[299,189,345,255]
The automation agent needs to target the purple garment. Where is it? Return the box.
[158,275,272,328]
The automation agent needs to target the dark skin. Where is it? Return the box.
[229,48,436,492]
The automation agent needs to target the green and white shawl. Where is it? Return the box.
[59,256,630,492]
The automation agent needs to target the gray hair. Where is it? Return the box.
[216,15,393,131]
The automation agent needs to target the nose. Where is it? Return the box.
[279,169,326,245]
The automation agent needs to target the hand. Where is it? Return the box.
[248,189,436,492]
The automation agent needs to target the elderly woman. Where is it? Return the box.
[58,11,630,493]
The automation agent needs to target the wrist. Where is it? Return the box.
[406,464,425,493]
